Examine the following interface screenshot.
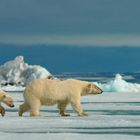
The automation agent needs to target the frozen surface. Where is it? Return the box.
[0,91,140,140]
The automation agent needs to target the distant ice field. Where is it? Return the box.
[1,56,140,93]
[2,73,140,93]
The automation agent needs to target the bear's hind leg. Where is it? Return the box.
[57,101,70,116]
[30,99,41,117]
[19,102,30,116]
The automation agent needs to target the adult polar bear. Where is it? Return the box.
[19,79,103,117]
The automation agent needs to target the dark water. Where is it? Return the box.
[1,44,140,73]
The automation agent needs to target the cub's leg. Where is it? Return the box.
[57,100,70,116]
[0,105,5,116]
[19,102,30,116]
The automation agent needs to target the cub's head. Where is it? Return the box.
[0,90,15,107]
[82,83,103,95]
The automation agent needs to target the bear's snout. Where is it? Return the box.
[7,102,15,108]
[5,101,15,108]
[99,90,103,94]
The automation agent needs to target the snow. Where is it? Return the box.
[1,85,25,92]
[0,91,140,140]
[0,56,53,86]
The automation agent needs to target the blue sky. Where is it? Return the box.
[0,0,140,46]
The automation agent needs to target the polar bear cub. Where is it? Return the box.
[0,89,15,116]
[19,79,103,117]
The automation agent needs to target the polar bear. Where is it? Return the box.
[0,89,15,116]
[19,79,103,117]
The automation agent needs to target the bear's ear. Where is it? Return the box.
[86,84,92,92]
[87,84,92,89]
[2,95,6,98]
[82,84,92,94]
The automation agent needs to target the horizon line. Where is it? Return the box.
[0,34,140,47]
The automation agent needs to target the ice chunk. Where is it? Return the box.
[96,74,140,92]
[0,56,53,86]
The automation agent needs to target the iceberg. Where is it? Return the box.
[0,56,53,86]
[96,74,140,93]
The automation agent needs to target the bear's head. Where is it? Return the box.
[82,83,103,95]
[0,90,15,107]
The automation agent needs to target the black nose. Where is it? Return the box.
[10,104,15,108]
[100,90,103,94]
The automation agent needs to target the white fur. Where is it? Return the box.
[19,79,102,117]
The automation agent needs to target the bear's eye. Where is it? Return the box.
[3,95,6,98]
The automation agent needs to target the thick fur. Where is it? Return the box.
[19,79,102,117]
[0,90,14,116]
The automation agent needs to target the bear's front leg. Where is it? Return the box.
[0,105,5,117]
[19,102,30,116]
[71,100,88,117]
[30,99,41,117]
